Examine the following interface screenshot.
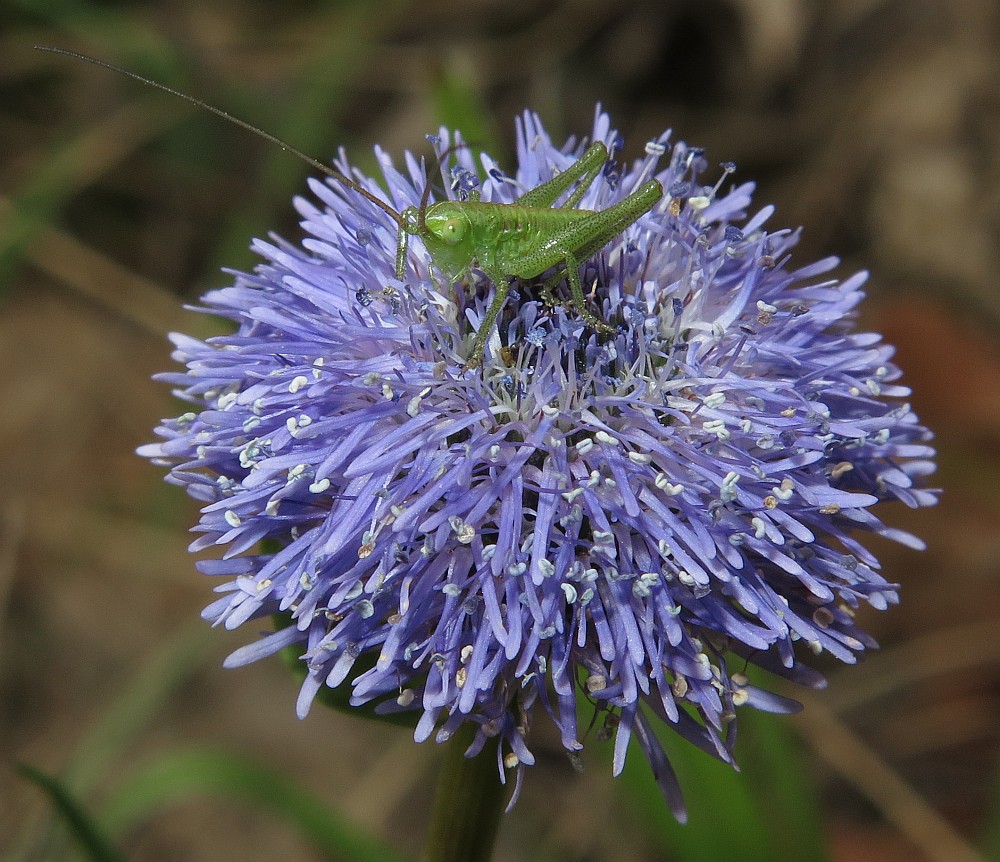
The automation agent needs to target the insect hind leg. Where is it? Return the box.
[561,250,615,333]
[515,142,608,209]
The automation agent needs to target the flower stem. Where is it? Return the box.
[421,725,505,862]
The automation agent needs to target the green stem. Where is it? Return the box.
[421,724,505,862]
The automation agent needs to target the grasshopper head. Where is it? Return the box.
[420,202,476,277]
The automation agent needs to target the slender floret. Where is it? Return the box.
[140,110,936,818]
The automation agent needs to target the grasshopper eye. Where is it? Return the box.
[440,217,466,244]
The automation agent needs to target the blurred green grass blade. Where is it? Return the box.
[18,0,179,67]
[205,0,415,277]
[981,757,1000,860]
[101,749,410,862]
[739,704,828,861]
[429,61,501,160]
[619,702,828,861]
[17,764,127,862]
[7,37,198,295]
[620,714,776,862]
[0,95,188,295]
[7,623,214,862]
[62,621,214,793]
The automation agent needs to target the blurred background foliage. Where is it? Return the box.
[2,1,999,860]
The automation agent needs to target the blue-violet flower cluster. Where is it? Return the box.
[141,110,936,817]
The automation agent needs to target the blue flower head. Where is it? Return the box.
[140,109,937,818]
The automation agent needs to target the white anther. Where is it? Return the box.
[771,478,795,500]
[449,516,475,544]
[703,419,730,440]
[405,386,433,418]
[720,471,740,502]
[831,461,853,479]
[595,430,619,447]
[289,375,309,394]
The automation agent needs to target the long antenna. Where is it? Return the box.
[34,45,405,228]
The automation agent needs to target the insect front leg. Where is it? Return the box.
[465,268,513,369]
[395,222,410,279]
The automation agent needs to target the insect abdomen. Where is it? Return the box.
[471,203,594,277]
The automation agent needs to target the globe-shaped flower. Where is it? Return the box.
[140,109,936,818]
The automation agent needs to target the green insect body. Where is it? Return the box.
[395,142,664,366]
[36,46,665,368]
